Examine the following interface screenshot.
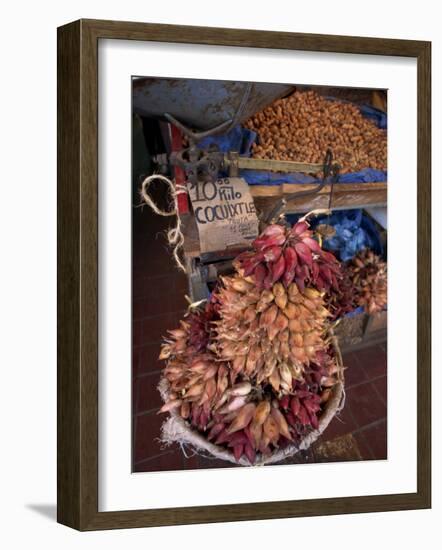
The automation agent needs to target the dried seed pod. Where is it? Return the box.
[235,219,342,291]
[347,249,387,314]
[263,414,280,445]
[226,403,257,434]
[254,400,271,425]
[157,218,346,465]
[271,407,293,440]
[214,273,329,392]
[218,395,248,414]
[227,382,253,397]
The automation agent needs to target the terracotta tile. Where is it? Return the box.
[132,298,147,320]
[135,371,163,414]
[140,311,186,346]
[134,274,188,310]
[133,208,164,229]
[182,452,202,470]
[132,205,188,278]
[361,420,387,460]
[132,378,138,421]
[132,348,140,375]
[343,360,369,388]
[135,242,179,277]
[342,352,368,388]
[175,274,189,294]
[356,345,387,380]
[134,227,171,253]
[133,450,183,473]
[372,376,388,404]
[139,285,185,307]
[133,320,142,347]
[372,376,387,406]
[353,431,375,460]
[133,411,173,463]
[197,456,239,469]
[280,448,316,465]
[320,399,358,440]
[345,383,386,428]
[133,275,146,299]
[341,351,362,369]
[132,285,188,320]
[136,342,163,376]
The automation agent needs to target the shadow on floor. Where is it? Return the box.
[26,504,57,521]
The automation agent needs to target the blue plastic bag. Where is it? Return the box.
[286,209,383,261]
[198,125,256,155]
[239,170,317,186]
[316,210,383,261]
[359,104,387,129]
[242,167,386,185]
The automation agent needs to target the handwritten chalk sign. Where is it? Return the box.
[187,177,259,254]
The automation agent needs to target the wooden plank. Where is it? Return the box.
[58,18,99,532]
[253,182,387,214]
[233,156,323,174]
[57,20,81,530]
[250,181,386,198]
[181,214,201,257]
[365,310,388,336]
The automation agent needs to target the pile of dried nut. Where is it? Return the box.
[244,90,387,174]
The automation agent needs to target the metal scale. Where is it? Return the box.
[133,78,339,300]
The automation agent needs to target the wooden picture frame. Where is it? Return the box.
[57,19,431,530]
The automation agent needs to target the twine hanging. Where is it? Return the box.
[139,174,188,272]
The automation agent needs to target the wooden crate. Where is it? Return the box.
[252,182,387,216]
[365,310,388,336]
[334,312,367,350]
[335,310,387,352]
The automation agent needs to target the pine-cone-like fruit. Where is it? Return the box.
[159,308,233,431]
[234,220,342,292]
[204,344,342,464]
[158,215,346,465]
[208,392,314,463]
[212,275,330,394]
[159,303,217,361]
[348,249,387,314]
[324,263,357,320]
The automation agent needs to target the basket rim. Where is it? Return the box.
[159,329,345,467]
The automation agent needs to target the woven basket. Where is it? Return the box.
[159,332,345,466]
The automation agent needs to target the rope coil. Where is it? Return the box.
[139,174,188,272]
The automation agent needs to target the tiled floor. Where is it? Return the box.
[132,206,387,472]
[132,195,190,471]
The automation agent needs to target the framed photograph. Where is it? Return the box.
[57,19,431,530]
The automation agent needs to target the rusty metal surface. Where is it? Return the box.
[133,77,294,130]
[230,156,323,174]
